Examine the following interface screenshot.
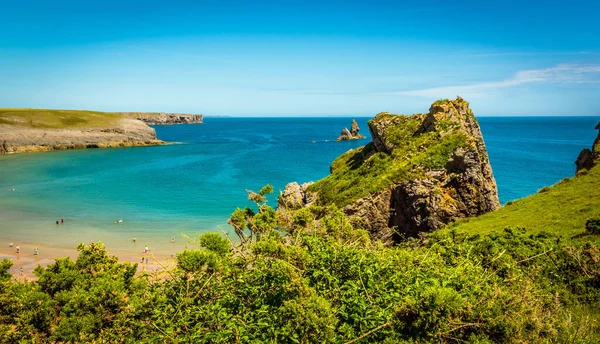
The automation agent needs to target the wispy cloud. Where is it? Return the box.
[468,51,594,58]
[396,64,600,98]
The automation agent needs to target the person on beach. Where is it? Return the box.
[170,238,175,244]
[145,257,149,264]
[34,247,39,255]
[9,243,13,248]
[132,237,136,243]
[60,219,64,223]
[56,220,59,225]
[15,245,20,254]
[144,246,149,253]
[19,267,23,276]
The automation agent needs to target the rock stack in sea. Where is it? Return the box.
[336,119,366,141]
[575,122,600,173]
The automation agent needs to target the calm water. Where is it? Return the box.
[0,116,598,255]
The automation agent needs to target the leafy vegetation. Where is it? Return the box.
[308,99,473,207]
[586,216,600,235]
[0,108,122,129]
[0,171,599,342]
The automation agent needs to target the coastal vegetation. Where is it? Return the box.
[1,162,599,342]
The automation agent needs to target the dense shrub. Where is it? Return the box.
[1,204,599,342]
[586,216,600,234]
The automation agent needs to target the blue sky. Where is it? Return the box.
[1,0,599,116]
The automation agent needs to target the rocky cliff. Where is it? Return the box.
[279,97,500,242]
[575,122,600,173]
[0,119,163,154]
[336,119,366,141]
[0,109,168,154]
[123,113,203,125]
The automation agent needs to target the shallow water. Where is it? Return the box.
[0,116,598,259]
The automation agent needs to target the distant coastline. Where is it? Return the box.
[0,109,203,154]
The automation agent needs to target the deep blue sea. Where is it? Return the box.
[0,116,598,257]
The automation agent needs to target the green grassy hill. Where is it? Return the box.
[447,165,600,244]
[0,108,122,129]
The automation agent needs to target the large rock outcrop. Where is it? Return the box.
[281,97,500,243]
[575,122,600,173]
[277,182,317,210]
[337,119,366,141]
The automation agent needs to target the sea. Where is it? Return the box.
[0,116,598,259]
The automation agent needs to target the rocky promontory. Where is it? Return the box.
[279,97,500,243]
[575,122,600,173]
[336,119,366,141]
[0,109,197,154]
[123,113,203,125]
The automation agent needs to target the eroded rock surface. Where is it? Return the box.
[0,118,163,154]
[575,122,600,173]
[124,113,203,125]
[278,182,316,210]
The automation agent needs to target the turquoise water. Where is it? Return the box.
[0,116,598,255]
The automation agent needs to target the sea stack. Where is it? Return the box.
[337,119,366,141]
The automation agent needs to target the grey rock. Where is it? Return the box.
[575,122,600,173]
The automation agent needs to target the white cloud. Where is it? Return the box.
[396,64,600,98]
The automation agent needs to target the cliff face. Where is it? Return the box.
[123,113,203,125]
[0,109,168,154]
[575,122,600,173]
[280,97,500,242]
[0,119,162,154]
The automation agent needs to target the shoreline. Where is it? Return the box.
[0,242,182,281]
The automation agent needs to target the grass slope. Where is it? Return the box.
[0,108,122,129]
[447,165,600,244]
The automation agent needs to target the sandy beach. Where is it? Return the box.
[0,239,187,281]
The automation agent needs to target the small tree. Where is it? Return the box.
[228,184,277,244]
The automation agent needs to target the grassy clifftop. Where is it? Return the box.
[0,108,123,129]
[0,108,164,154]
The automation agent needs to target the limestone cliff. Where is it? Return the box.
[123,113,203,125]
[575,122,600,173]
[0,109,169,154]
[0,119,163,154]
[279,97,500,243]
[336,119,366,141]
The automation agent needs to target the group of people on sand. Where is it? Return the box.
[9,242,38,257]
[55,218,64,225]
[141,245,150,264]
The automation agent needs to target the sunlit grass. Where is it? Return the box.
[0,108,122,129]
[447,165,600,245]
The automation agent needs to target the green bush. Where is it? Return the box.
[1,217,599,342]
[586,216,600,234]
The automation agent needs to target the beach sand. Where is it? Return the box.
[0,240,188,281]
